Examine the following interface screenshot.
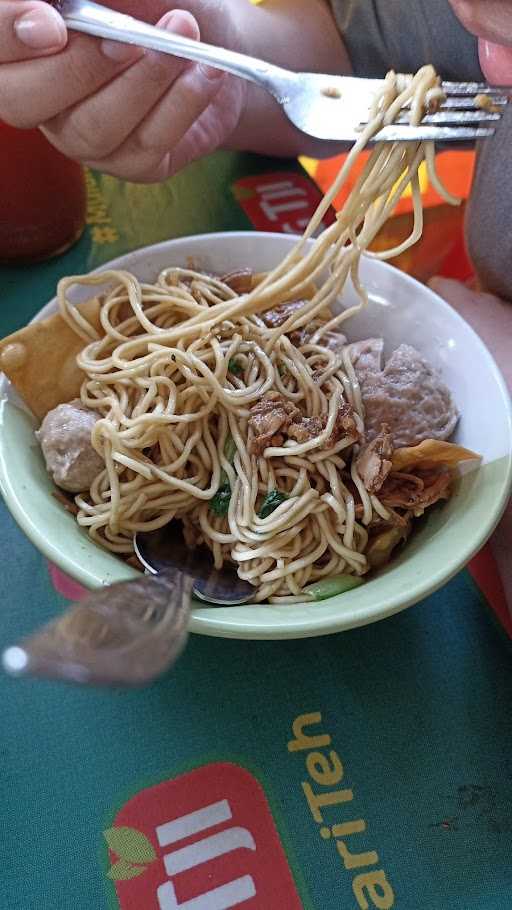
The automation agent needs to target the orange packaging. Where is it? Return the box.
[302,150,476,282]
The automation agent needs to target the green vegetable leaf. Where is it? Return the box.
[210,482,231,517]
[303,574,364,601]
[228,358,243,376]
[223,433,237,464]
[103,826,156,863]
[210,436,236,517]
[107,859,147,882]
[258,489,289,520]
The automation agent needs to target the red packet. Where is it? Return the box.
[468,545,512,639]
[232,171,336,234]
[48,563,87,602]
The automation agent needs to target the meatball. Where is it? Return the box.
[352,342,458,447]
[36,399,104,493]
[348,338,384,377]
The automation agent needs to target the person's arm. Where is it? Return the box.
[222,0,352,157]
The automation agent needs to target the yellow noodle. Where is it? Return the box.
[55,66,457,601]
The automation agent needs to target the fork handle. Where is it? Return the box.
[59,0,293,99]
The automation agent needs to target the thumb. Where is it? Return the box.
[3,1,67,59]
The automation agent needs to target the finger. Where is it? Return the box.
[82,148,173,184]
[82,59,226,183]
[43,10,203,161]
[81,36,229,182]
[0,30,142,129]
[170,74,246,174]
[0,1,67,61]
[130,59,225,158]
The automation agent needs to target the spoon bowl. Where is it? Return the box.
[134,522,255,606]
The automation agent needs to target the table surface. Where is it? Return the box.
[1,152,511,910]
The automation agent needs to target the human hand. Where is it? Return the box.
[0,1,246,182]
[429,275,512,610]
[0,0,350,181]
[428,277,512,392]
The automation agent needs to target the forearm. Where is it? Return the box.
[227,0,349,71]
[221,0,352,157]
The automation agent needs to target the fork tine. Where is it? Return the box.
[373,124,495,143]
[441,80,511,94]
[440,95,508,109]
[394,110,501,125]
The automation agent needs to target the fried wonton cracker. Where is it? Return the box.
[392,439,480,472]
[0,298,102,420]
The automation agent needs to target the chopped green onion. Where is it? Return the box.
[303,574,364,601]
[228,358,243,376]
[210,435,237,517]
[258,489,289,519]
[223,433,237,464]
[210,481,231,517]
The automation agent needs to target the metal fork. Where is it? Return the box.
[49,0,508,142]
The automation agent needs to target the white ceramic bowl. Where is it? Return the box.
[1,232,511,639]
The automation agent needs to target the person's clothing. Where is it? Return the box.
[329,0,512,300]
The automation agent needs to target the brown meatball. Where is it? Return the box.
[352,342,458,447]
[36,399,104,493]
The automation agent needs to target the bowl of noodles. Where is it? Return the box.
[2,66,511,641]
[0,230,511,640]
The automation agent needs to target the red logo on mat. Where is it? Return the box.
[233,172,336,235]
[104,762,302,909]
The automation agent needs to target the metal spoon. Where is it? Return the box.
[2,522,253,687]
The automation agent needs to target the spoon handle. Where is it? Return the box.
[2,571,193,687]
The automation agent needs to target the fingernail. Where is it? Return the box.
[101,39,141,62]
[158,9,200,40]
[15,7,66,50]
[158,10,180,30]
[199,63,225,81]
